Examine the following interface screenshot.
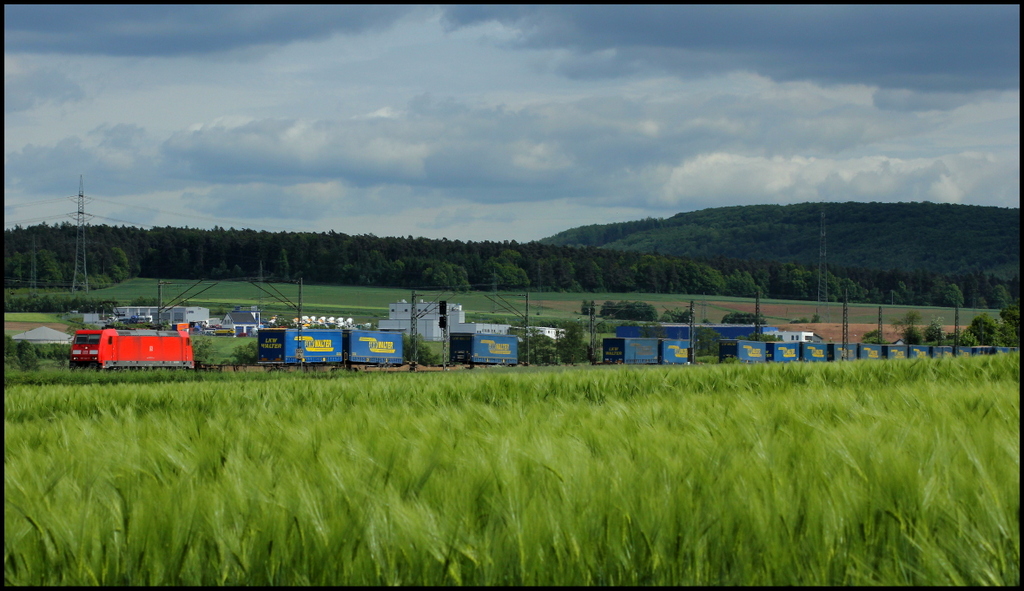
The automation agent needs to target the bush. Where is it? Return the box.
[230,339,259,365]
[721,312,767,324]
[15,340,39,371]
[600,301,658,322]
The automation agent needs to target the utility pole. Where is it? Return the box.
[298,278,305,368]
[689,300,696,361]
[158,281,170,327]
[954,305,960,354]
[525,292,530,365]
[589,303,597,364]
[410,290,418,369]
[878,306,884,344]
[755,289,762,338]
[842,290,849,361]
[439,300,448,370]
[71,176,90,294]
[30,236,37,296]
[817,210,828,322]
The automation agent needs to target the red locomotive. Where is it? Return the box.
[70,329,195,369]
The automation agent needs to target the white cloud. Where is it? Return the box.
[657,151,1016,208]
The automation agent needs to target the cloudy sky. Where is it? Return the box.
[4,5,1019,242]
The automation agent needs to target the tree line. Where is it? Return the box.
[4,222,1018,311]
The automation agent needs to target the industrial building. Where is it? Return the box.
[99,306,211,326]
[378,300,510,341]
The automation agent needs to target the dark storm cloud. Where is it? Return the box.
[4,5,415,56]
[443,5,1020,93]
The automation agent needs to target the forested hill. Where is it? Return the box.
[540,202,1020,279]
[3,214,1019,311]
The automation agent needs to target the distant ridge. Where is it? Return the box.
[540,201,1020,278]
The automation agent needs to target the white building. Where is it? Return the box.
[532,326,565,340]
[221,306,262,336]
[773,330,823,343]
[378,299,510,341]
[12,326,72,344]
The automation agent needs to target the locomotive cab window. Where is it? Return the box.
[75,334,101,345]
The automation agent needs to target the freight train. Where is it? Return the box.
[70,327,1015,371]
[600,337,1016,365]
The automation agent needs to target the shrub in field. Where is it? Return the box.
[5,354,1019,585]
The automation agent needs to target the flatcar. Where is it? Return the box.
[70,328,194,369]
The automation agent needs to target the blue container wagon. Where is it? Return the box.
[766,342,800,363]
[800,342,828,362]
[450,333,519,365]
[345,330,403,365]
[719,340,767,363]
[659,339,690,364]
[602,338,659,364]
[827,343,857,361]
[858,343,882,360]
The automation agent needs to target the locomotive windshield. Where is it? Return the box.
[74,334,101,345]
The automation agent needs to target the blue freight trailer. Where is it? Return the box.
[258,328,345,363]
[908,345,931,359]
[931,346,953,358]
[719,340,767,363]
[450,333,519,365]
[827,343,857,361]
[257,328,402,365]
[882,345,908,360]
[766,342,800,363]
[858,343,882,360]
[602,338,659,364]
[659,339,690,364]
[800,342,828,362]
[345,330,402,364]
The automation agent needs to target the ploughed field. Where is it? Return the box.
[5,355,1019,585]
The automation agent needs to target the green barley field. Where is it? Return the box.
[5,355,1019,585]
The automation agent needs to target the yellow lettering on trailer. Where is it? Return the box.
[295,335,336,352]
[481,339,511,354]
[359,337,395,354]
[668,345,688,358]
